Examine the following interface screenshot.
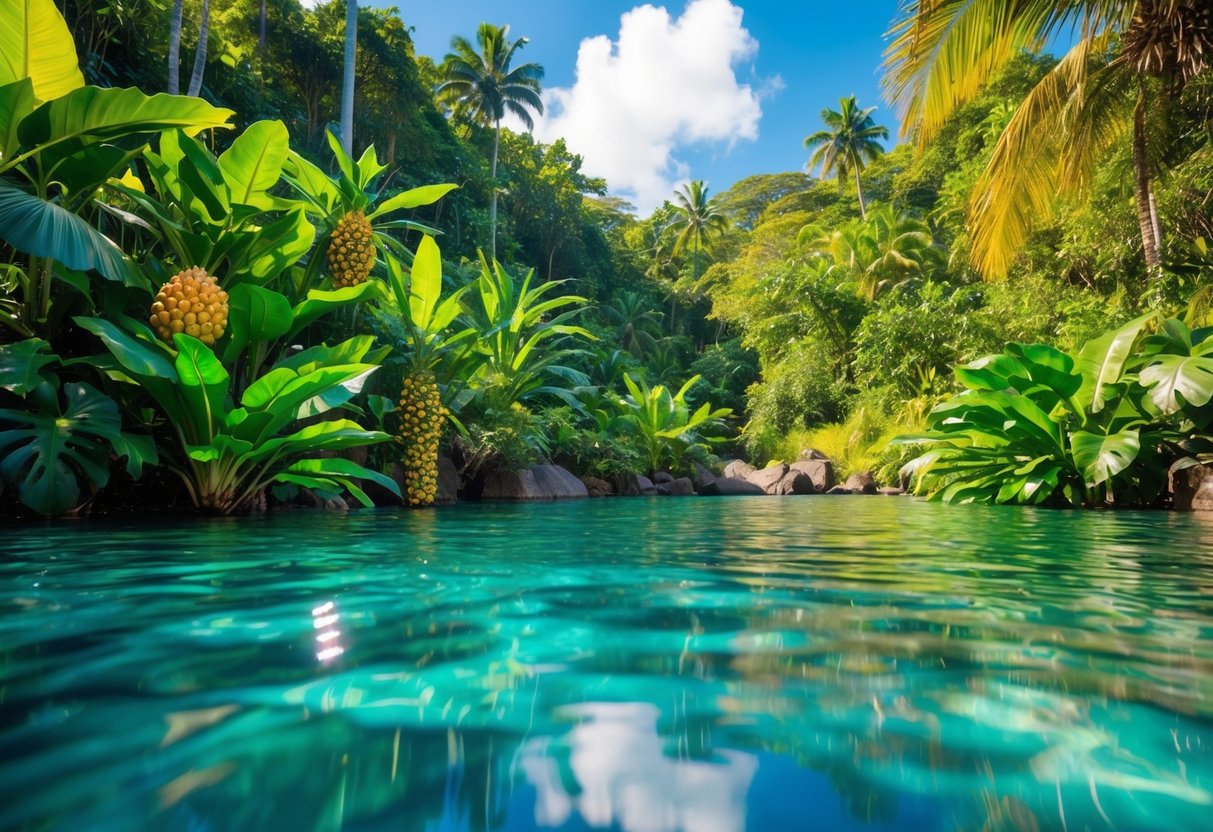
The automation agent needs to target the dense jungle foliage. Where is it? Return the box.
[1,0,1212,515]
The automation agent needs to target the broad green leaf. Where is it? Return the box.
[239,207,314,281]
[172,334,230,443]
[409,234,442,330]
[288,282,380,338]
[218,119,289,208]
[0,337,56,395]
[74,316,177,380]
[283,149,340,215]
[13,87,234,169]
[1076,313,1152,414]
[1139,354,1213,414]
[1005,342,1081,399]
[0,182,129,282]
[1071,429,1141,486]
[0,0,84,102]
[0,382,136,514]
[286,457,400,498]
[367,183,458,220]
[223,283,293,364]
[296,366,378,419]
[0,78,34,160]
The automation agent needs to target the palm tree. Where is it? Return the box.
[799,205,941,301]
[437,23,545,262]
[603,291,664,358]
[669,180,730,282]
[340,0,358,155]
[167,0,183,94]
[883,1,1213,279]
[259,0,267,49]
[186,0,210,98]
[803,96,889,219]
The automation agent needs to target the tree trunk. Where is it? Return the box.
[259,0,267,49]
[1132,93,1162,273]
[489,122,500,262]
[186,0,210,98]
[167,0,183,94]
[854,165,867,220]
[386,128,397,164]
[340,0,358,155]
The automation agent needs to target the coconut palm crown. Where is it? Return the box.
[804,95,889,219]
[437,23,545,263]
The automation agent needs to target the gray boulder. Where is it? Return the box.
[652,471,674,484]
[692,462,717,493]
[790,459,835,493]
[825,485,851,495]
[844,471,878,494]
[723,459,756,480]
[746,463,789,494]
[799,448,829,461]
[1172,463,1213,510]
[669,477,695,496]
[635,474,658,496]
[482,464,589,501]
[701,477,765,496]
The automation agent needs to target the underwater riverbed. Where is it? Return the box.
[2,497,1212,831]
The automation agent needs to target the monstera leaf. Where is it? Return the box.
[1139,354,1213,414]
[0,381,156,515]
[1070,429,1141,487]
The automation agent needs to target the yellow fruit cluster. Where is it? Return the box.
[395,371,445,506]
[327,210,375,288]
[150,267,229,346]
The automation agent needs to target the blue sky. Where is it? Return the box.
[369,0,900,211]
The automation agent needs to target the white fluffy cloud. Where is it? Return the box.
[519,0,768,214]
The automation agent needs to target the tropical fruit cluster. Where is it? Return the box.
[396,371,446,506]
[149,267,229,346]
[327,210,376,288]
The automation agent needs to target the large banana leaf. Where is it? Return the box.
[409,234,442,330]
[12,86,233,169]
[0,79,34,160]
[0,0,84,103]
[368,183,458,220]
[173,335,230,443]
[1075,313,1152,414]
[0,182,129,282]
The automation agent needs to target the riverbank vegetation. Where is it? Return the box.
[1,0,1212,515]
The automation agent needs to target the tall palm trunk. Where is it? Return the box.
[340,0,358,155]
[1132,92,1162,274]
[167,0,183,94]
[853,165,868,219]
[259,0,267,49]
[186,0,210,98]
[489,122,500,262]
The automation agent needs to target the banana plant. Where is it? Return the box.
[75,317,396,514]
[283,129,457,284]
[0,338,156,515]
[0,0,234,337]
[461,255,596,413]
[618,372,732,475]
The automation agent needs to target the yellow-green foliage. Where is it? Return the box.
[762,399,922,484]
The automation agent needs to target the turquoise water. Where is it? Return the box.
[2,497,1212,831]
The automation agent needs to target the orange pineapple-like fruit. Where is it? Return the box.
[149,267,228,346]
[327,210,376,288]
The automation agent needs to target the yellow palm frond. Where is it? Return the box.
[968,34,1132,278]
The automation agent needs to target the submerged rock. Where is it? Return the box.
[668,477,695,496]
[581,476,613,498]
[482,464,589,501]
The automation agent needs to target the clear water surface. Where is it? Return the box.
[2,497,1212,831]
